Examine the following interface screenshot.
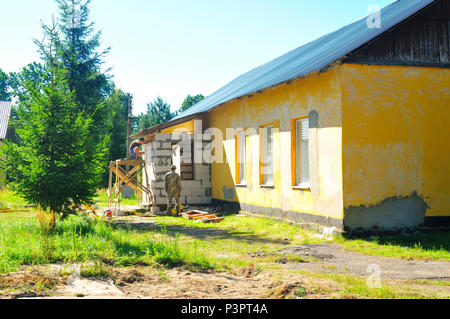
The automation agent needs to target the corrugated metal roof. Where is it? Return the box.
[0,100,12,139]
[172,0,435,122]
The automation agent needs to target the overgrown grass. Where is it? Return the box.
[0,213,215,275]
[337,232,450,261]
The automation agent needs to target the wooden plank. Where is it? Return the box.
[112,159,145,166]
[192,214,216,221]
[202,217,225,223]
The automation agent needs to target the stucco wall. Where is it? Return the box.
[208,67,344,227]
[341,64,450,229]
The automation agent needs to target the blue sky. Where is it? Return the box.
[0,0,394,115]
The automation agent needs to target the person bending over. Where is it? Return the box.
[129,137,150,158]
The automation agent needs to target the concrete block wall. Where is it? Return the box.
[144,133,212,210]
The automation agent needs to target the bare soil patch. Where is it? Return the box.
[0,271,66,299]
[112,266,279,299]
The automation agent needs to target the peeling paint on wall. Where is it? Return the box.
[344,192,429,230]
[222,186,236,201]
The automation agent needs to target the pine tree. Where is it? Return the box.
[180,94,205,113]
[55,0,113,186]
[0,22,104,222]
[106,88,130,162]
[0,69,10,101]
[138,96,176,131]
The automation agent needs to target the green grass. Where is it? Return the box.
[147,215,321,267]
[337,232,450,261]
[299,271,443,299]
[0,213,215,275]
[0,189,28,209]
[94,189,139,206]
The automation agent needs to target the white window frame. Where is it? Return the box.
[237,131,246,185]
[295,117,310,189]
[261,125,274,186]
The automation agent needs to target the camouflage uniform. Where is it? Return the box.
[164,170,182,216]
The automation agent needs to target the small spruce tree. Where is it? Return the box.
[0,22,104,224]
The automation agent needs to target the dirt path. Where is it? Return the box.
[17,266,281,299]
[279,243,450,280]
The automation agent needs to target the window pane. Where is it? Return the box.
[238,132,246,184]
[263,126,274,185]
[296,118,309,186]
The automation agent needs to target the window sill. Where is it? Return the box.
[236,183,247,188]
[260,184,275,189]
[292,184,311,191]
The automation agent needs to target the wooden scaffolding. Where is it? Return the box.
[107,159,153,211]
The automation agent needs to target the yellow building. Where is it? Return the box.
[135,0,449,230]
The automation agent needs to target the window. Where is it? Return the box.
[261,125,274,185]
[294,117,309,188]
[236,131,246,185]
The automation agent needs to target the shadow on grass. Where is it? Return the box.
[50,218,215,270]
[109,220,291,247]
[343,230,450,253]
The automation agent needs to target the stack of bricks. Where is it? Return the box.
[144,133,212,210]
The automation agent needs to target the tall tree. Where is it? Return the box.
[0,69,10,101]
[106,88,130,162]
[55,0,113,186]
[180,94,205,113]
[0,23,104,222]
[138,96,176,131]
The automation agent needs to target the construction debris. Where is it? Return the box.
[181,210,224,223]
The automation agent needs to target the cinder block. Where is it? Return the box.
[161,142,171,149]
[155,133,171,142]
[205,188,212,197]
[201,197,212,205]
[151,189,161,197]
[182,180,202,189]
[152,182,165,189]
[196,173,210,181]
[180,189,191,196]
[187,196,203,204]
[201,181,212,188]
[155,197,168,205]
[194,164,210,174]
[190,188,205,196]
[157,150,171,157]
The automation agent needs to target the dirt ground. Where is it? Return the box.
[1,215,449,299]
[1,244,449,299]
[0,265,304,299]
[278,243,450,280]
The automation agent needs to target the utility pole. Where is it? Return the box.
[126,94,133,159]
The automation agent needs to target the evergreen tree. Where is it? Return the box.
[106,88,130,162]
[138,96,176,131]
[0,23,104,221]
[0,69,10,101]
[55,0,113,186]
[180,94,205,113]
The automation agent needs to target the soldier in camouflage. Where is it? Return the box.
[165,165,182,216]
